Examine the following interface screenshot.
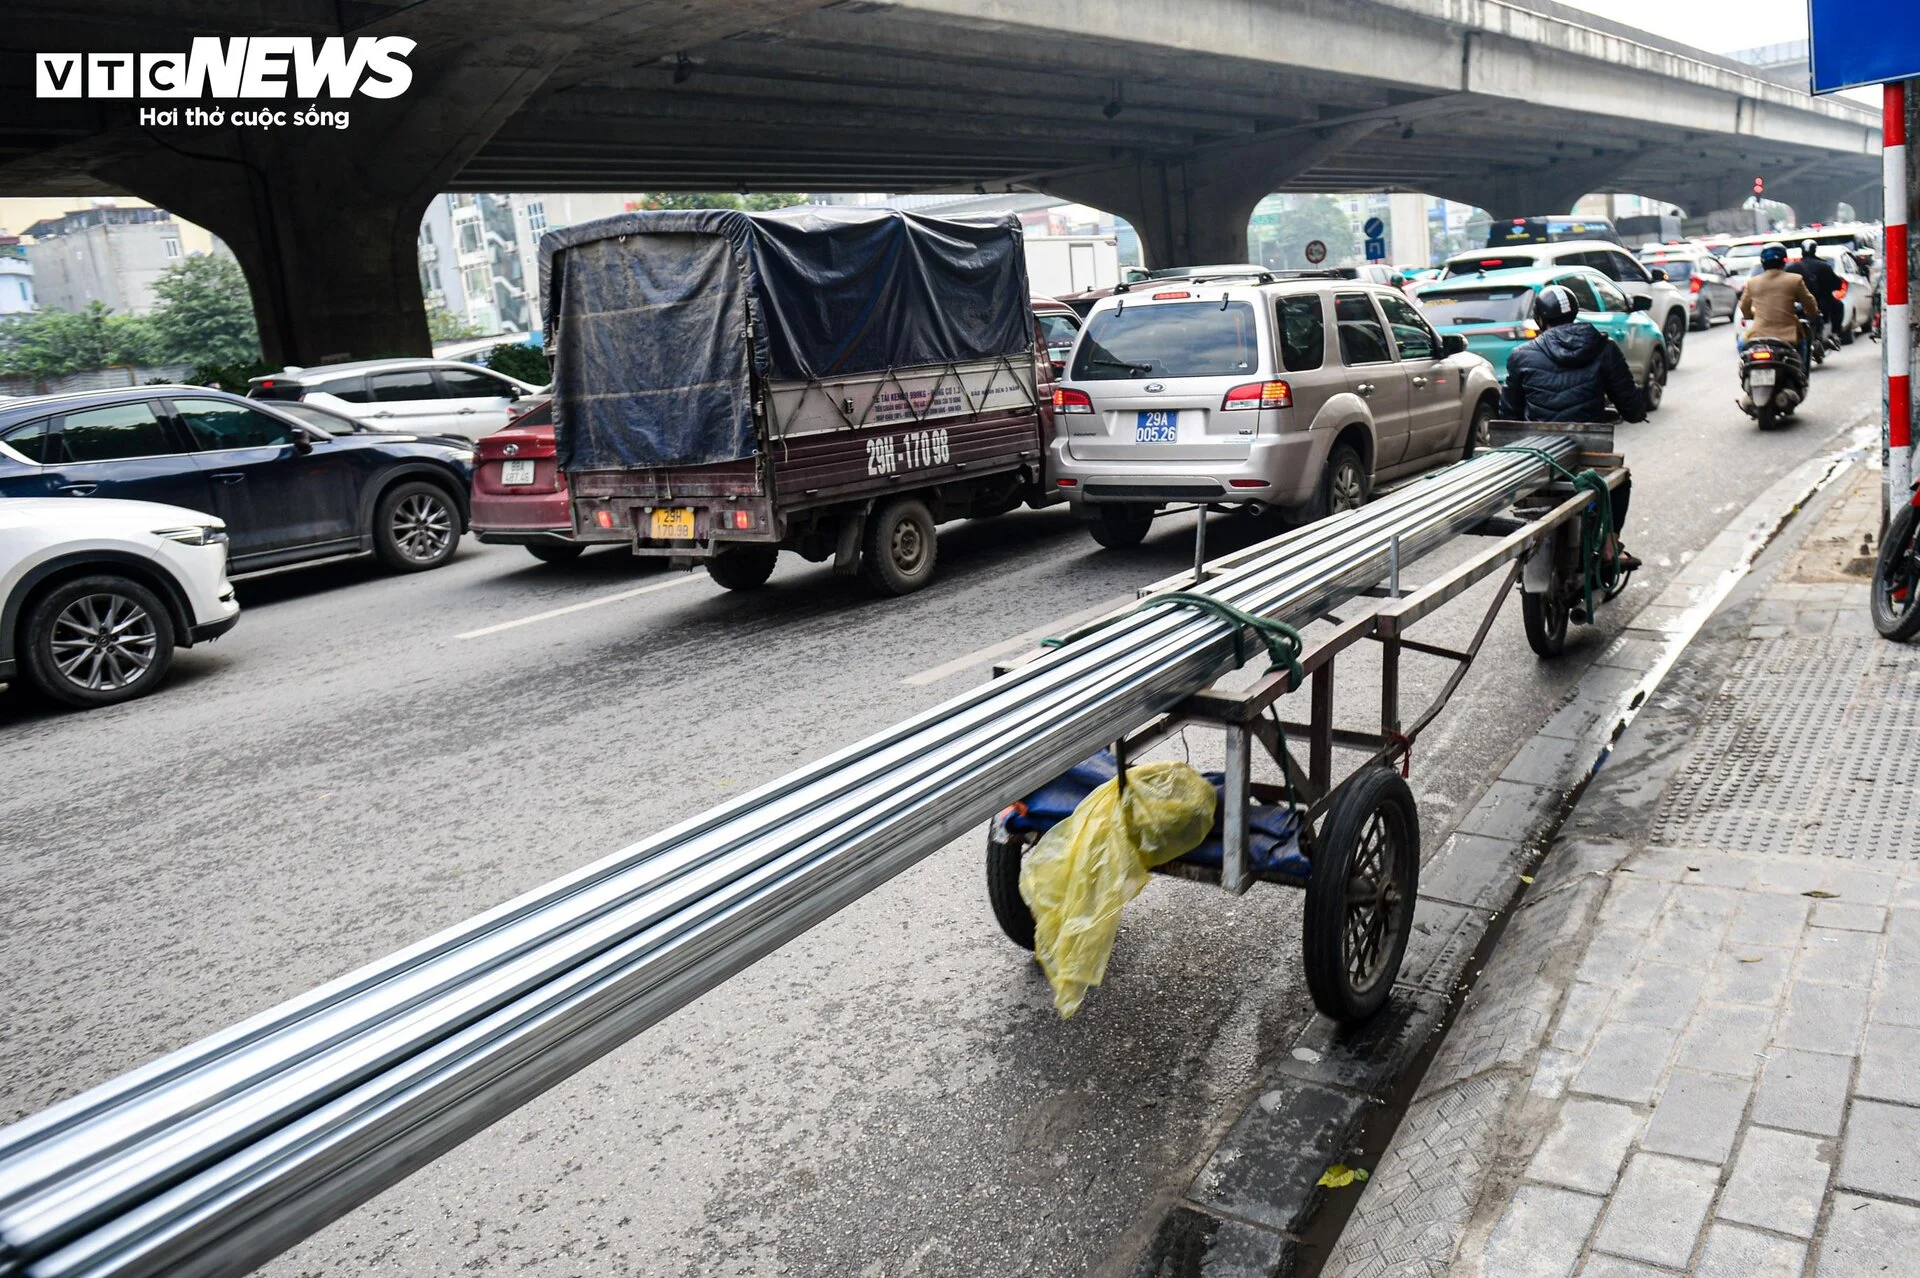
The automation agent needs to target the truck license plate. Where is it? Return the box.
[1135,410,1178,443]
[650,507,696,540]
[499,459,535,486]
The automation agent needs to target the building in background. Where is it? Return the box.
[418,193,640,338]
[0,237,32,314]
[20,206,224,316]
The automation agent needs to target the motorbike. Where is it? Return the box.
[1737,336,1805,431]
[1872,479,1920,641]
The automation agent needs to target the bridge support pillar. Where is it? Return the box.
[93,38,572,367]
[1034,120,1389,268]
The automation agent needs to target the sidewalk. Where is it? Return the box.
[1325,464,1920,1277]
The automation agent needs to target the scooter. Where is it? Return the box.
[1738,336,1805,431]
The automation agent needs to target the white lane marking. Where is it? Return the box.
[456,572,705,640]
[901,595,1135,686]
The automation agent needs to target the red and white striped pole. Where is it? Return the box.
[1887,80,1912,514]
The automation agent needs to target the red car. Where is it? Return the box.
[470,397,585,563]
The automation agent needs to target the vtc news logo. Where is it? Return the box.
[35,37,416,99]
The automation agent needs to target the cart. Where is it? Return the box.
[985,423,1627,1024]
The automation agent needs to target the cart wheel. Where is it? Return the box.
[986,828,1038,949]
[1521,582,1570,657]
[1303,767,1419,1024]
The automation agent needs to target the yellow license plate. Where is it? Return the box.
[649,507,696,540]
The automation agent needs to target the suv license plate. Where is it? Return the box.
[650,507,696,540]
[499,459,535,486]
[1135,410,1178,443]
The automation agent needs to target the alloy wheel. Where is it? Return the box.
[391,492,453,562]
[50,592,158,692]
[1331,461,1365,513]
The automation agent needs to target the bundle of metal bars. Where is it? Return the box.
[0,436,1579,1278]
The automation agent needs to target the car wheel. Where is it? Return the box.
[526,542,585,564]
[1462,398,1495,459]
[1642,348,1667,413]
[707,544,779,591]
[22,574,175,709]
[1691,299,1711,332]
[1662,311,1686,368]
[860,497,938,595]
[1318,443,1368,519]
[1840,320,1855,346]
[1086,504,1155,550]
[374,481,461,572]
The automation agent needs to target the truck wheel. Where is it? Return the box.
[1087,504,1154,550]
[22,574,176,709]
[707,545,779,591]
[861,498,937,595]
[526,542,585,565]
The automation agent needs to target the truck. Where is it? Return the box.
[543,208,1057,595]
[1022,235,1120,297]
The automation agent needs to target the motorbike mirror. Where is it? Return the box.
[1647,268,1668,284]
[1629,295,1653,313]
[1441,333,1468,356]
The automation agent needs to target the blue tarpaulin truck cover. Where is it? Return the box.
[539,208,1031,471]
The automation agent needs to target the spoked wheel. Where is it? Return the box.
[986,827,1039,949]
[1871,503,1920,642]
[1521,576,1571,657]
[1303,767,1420,1024]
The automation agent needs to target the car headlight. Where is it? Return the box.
[154,525,229,546]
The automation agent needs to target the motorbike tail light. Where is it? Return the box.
[1751,349,1773,361]
[1054,387,1094,414]
[1221,380,1293,410]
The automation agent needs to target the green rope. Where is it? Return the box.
[1490,445,1633,623]
[1042,590,1305,686]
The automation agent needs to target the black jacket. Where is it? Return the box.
[1499,322,1646,424]
[1789,256,1844,314]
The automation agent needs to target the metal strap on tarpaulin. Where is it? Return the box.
[0,437,1583,1278]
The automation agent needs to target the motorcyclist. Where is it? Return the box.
[1790,238,1847,348]
[1740,241,1822,372]
[1500,283,1642,572]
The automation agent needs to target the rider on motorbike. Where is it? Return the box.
[1740,241,1822,372]
[1500,283,1642,572]
[1790,238,1847,348]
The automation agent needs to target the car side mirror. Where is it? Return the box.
[1441,333,1468,356]
[291,429,315,453]
[1647,268,1668,283]
[1629,295,1653,312]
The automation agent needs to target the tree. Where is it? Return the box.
[633,192,808,212]
[1249,195,1358,269]
[484,341,549,385]
[427,304,481,342]
[148,254,261,367]
[0,303,159,377]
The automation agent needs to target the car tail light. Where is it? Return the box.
[1057,477,1078,487]
[1054,387,1094,414]
[1151,291,1191,300]
[1228,479,1268,488]
[1221,380,1292,410]
[1689,277,1702,294]
[1494,324,1540,341]
[1835,280,1849,298]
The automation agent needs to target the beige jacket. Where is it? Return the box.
[1739,268,1822,346]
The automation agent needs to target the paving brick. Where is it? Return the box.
[1751,860,1830,897]
[1837,1098,1920,1204]
[1869,962,1920,1027]
[1501,733,1594,789]
[1826,866,1899,909]
[1575,924,1648,989]
[1694,1223,1806,1278]
[1483,1184,1603,1278]
[1551,982,1615,1054]
[1597,876,1673,932]
[1855,1022,1920,1105]
[1888,908,1920,964]
[1574,1259,1669,1278]
[1718,1127,1830,1238]
[1419,832,1532,912]
[1706,945,1792,1006]
[1572,1023,1677,1104]
[1794,927,1883,986]
[1456,779,1560,844]
[1590,1152,1718,1268]
[1640,1068,1751,1163]
[1676,1001,1775,1078]
[1809,900,1889,933]
[1529,1047,1583,1101]
[1612,961,1708,1029]
[1749,1046,1854,1137]
[1815,1193,1920,1278]
[1526,1099,1643,1194]
[1727,891,1811,946]
[1642,896,1732,968]
[1774,981,1869,1054]
[1398,901,1492,997]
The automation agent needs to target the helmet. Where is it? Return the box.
[1532,284,1580,328]
[1801,238,1821,258]
[1760,242,1789,269]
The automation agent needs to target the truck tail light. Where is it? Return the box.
[1221,380,1292,410]
[595,509,615,528]
[727,509,753,530]
[1054,387,1094,414]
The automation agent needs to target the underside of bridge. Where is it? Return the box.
[0,0,1883,364]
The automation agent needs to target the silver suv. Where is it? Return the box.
[1050,273,1502,548]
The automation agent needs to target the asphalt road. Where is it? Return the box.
[0,321,1883,1277]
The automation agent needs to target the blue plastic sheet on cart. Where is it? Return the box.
[1004,750,1309,881]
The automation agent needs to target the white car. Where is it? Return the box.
[1,498,239,708]
[1440,239,1692,368]
[246,358,545,440]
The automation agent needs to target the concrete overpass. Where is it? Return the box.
[0,0,1883,364]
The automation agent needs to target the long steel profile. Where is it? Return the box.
[0,438,1580,1278]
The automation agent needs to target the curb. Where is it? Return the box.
[1111,433,1870,1278]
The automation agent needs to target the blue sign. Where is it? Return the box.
[1365,237,1388,262]
[1363,217,1386,240]
[1810,0,1920,93]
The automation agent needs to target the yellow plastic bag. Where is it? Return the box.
[1019,761,1217,1018]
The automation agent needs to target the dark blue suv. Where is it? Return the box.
[0,388,475,575]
